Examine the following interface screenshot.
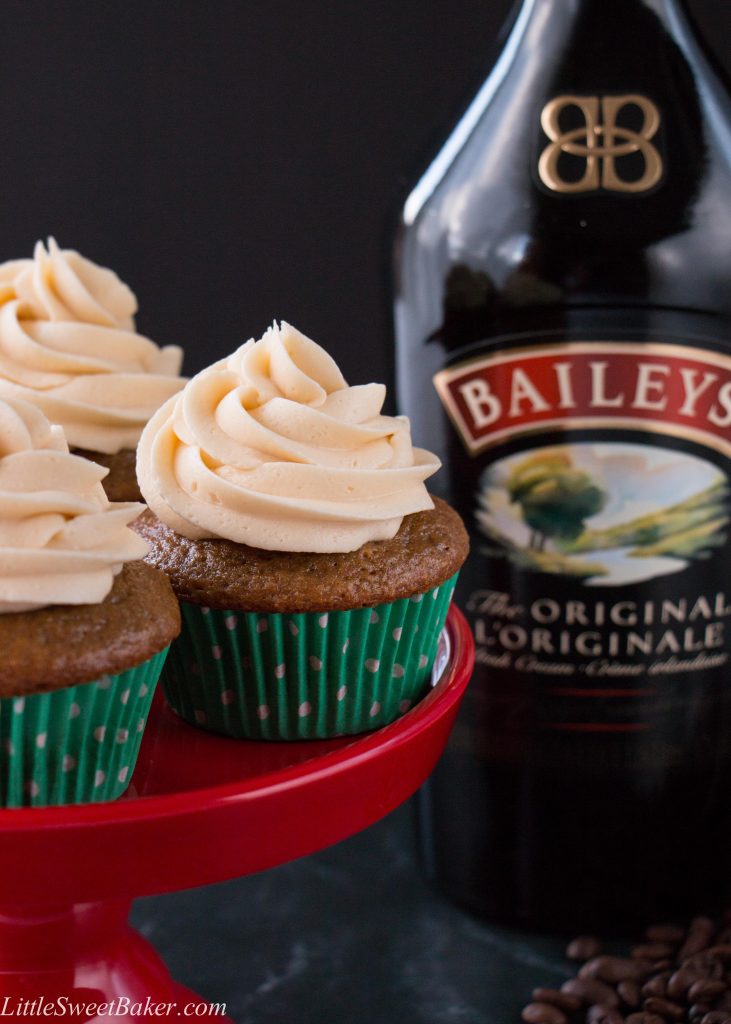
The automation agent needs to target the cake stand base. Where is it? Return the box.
[0,901,234,1021]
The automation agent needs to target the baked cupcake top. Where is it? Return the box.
[134,497,468,612]
[0,238,185,454]
[0,396,148,613]
[137,321,441,553]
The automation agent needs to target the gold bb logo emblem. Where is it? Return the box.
[538,94,663,194]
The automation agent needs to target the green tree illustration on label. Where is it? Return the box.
[477,443,730,585]
[505,450,607,551]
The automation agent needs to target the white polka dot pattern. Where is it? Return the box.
[0,646,166,808]
[162,575,459,741]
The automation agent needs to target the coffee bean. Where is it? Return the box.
[521,1003,567,1024]
[633,944,675,962]
[684,953,725,981]
[690,1005,713,1022]
[679,919,717,961]
[618,981,642,1008]
[643,997,685,1020]
[531,989,581,1014]
[700,1013,731,1024]
[581,956,651,983]
[689,980,727,1002]
[587,1005,624,1024]
[666,971,690,1000]
[561,978,620,1008]
[708,948,731,964]
[668,966,708,1000]
[531,918,731,1024]
[642,973,671,999]
[645,925,686,945]
[567,936,603,962]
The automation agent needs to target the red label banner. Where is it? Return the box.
[433,342,731,457]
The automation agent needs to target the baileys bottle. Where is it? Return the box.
[393,0,731,928]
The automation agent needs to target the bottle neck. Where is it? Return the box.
[519,0,688,15]
[511,0,694,39]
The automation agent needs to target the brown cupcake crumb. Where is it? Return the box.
[0,561,180,695]
[134,495,468,613]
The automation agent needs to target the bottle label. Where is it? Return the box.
[434,340,731,761]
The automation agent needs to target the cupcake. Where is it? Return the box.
[136,321,468,740]
[0,396,180,806]
[0,237,185,501]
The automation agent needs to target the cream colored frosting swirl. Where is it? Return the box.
[137,321,440,552]
[0,238,184,454]
[0,396,148,613]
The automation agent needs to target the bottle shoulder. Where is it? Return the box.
[396,0,731,321]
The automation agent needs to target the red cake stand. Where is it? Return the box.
[0,606,473,1021]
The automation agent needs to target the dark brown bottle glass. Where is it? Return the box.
[394,0,731,930]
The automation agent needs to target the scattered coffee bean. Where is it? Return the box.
[688,980,726,1003]
[679,919,717,961]
[521,1003,567,1024]
[668,967,705,1001]
[561,978,621,1008]
[683,954,725,981]
[568,937,604,962]
[643,973,671,999]
[532,989,582,1014]
[633,944,675,961]
[689,1005,713,1021]
[646,925,686,945]
[619,980,642,1008]
[522,1003,568,1024]
[644,997,685,1021]
[580,956,651,984]
[522,913,731,1024]
[587,1006,623,1024]
[708,948,731,964]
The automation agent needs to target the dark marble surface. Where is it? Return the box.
[131,801,572,1024]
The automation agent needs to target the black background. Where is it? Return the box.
[4,0,730,391]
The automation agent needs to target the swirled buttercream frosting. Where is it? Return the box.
[0,397,148,613]
[0,238,184,454]
[137,321,440,552]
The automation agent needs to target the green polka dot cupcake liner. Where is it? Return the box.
[162,573,459,740]
[0,647,169,808]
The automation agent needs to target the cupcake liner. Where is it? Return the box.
[0,647,169,808]
[163,573,460,740]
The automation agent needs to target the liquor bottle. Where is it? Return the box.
[393,0,731,930]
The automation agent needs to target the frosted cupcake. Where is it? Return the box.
[0,238,185,501]
[136,321,467,740]
[0,396,180,806]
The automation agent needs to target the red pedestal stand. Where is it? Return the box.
[0,607,473,1021]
